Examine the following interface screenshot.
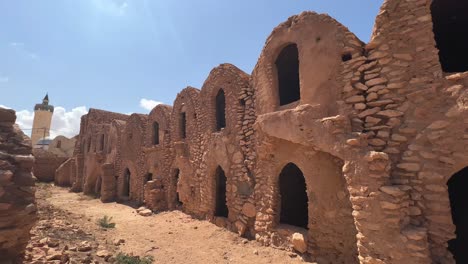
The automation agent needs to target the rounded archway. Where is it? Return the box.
[431,0,468,73]
[122,168,131,198]
[174,169,182,206]
[276,44,300,106]
[214,166,228,217]
[279,162,308,229]
[447,166,468,263]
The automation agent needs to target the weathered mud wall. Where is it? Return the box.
[0,108,37,261]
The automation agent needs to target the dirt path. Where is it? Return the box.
[30,184,306,263]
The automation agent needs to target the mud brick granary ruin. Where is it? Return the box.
[51,0,468,263]
[0,109,37,261]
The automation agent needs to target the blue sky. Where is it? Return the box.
[0,0,382,137]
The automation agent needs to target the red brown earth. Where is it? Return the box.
[22,183,308,264]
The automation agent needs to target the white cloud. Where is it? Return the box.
[0,76,8,83]
[139,98,162,111]
[50,106,88,138]
[2,105,87,139]
[9,42,39,60]
[92,0,128,16]
[9,42,24,47]
[0,105,11,109]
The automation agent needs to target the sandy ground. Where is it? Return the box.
[33,183,306,264]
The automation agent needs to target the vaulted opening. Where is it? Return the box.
[431,0,468,73]
[123,168,131,198]
[152,122,159,145]
[95,176,102,197]
[100,134,105,151]
[87,138,91,153]
[448,167,468,263]
[145,173,153,184]
[215,166,228,217]
[174,169,182,206]
[56,140,62,148]
[279,163,308,229]
[215,89,226,131]
[276,44,300,106]
[180,112,187,139]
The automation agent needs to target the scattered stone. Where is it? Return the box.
[77,241,92,252]
[139,209,153,217]
[291,233,307,253]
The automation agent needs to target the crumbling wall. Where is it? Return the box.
[0,108,37,261]
[70,109,128,196]
[251,12,363,263]
[170,87,203,216]
[143,104,173,211]
[359,1,468,263]
[48,135,76,158]
[197,64,255,235]
[118,114,148,204]
[55,157,75,187]
[32,149,68,182]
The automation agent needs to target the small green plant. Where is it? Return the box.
[115,253,154,264]
[97,215,116,228]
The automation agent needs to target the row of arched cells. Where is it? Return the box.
[112,1,466,259]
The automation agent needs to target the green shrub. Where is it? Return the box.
[115,253,154,264]
[97,215,116,228]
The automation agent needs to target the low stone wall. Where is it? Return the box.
[33,150,68,182]
[0,108,37,261]
[55,158,75,187]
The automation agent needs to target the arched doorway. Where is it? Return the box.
[123,168,131,198]
[152,122,160,145]
[215,166,228,217]
[215,89,226,131]
[174,169,182,206]
[279,163,308,229]
[276,44,300,106]
[145,173,153,184]
[448,167,468,263]
[180,112,187,139]
[431,0,468,72]
[95,176,102,197]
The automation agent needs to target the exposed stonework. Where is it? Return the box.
[32,136,75,183]
[56,2,468,263]
[0,108,37,261]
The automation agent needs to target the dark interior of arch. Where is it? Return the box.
[275,44,300,106]
[448,167,468,263]
[215,89,226,131]
[145,173,153,183]
[431,0,468,73]
[153,122,159,145]
[279,163,308,229]
[180,112,187,139]
[174,169,182,205]
[87,139,91,153]
[215,166,228,217]
[123,168,130,197]
[100,134,105,151]
[95,176,102,197]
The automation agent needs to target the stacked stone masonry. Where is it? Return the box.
[0,108,37,261]
[55,1,468,263]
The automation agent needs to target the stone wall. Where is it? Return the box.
[118,114,148,204]
[32,149,68,182]
[54,1,468,263]
[55,157,75,187]
[48,135,76,157]
[0,108,37,261]
[143,104,173,211]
